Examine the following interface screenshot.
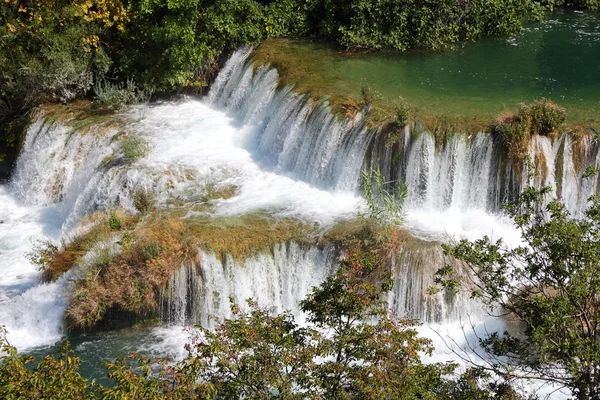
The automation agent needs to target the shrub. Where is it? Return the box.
[518,98,566,136]
[133,187,155,214]
[108,212,122,230]
[394,99,411,128]
[119,136,149,163]
[495,99,566,161]
[89,246,115,271]
[494,112,530,161]
[142,242,161,260]
[360,84,383,107]
[93,79,152,109]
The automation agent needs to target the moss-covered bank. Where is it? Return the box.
[32,205,432,333]
[35,210,323,332]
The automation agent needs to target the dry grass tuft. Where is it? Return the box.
[184,213,316,262]
[66,213,197,331]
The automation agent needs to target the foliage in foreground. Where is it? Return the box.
[2,240,525,399]
[441,186,600,399]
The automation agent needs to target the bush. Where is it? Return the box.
[133,187,155,214]
[519,98,566,136]
[119,136,149,163]
[394,99,411,128]
[108,212,122,230]
[93,79,152,109]
[142,242,160,260]
[494,112,530,161]
[495,99,566,161]
[90,246,115,270]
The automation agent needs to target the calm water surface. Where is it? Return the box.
[315,11,600,121]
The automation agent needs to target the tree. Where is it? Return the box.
[442,186,600,399]
[1,237,525,399]
[0,327,96,400]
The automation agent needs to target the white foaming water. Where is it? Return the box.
[421,316,571,399]
[0,186,67,349]
[131,100,363,224]
[0,48,596,400]
[160,243,336,328]
[404,207,522,248]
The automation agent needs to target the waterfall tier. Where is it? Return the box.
[1,47,597,351]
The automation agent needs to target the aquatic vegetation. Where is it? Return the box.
[66,215,197,331]
[200,182,239,202]
[118,135,149,163]
[361,168,407,226]
[252,39,352,116]
[495,99,567,162]
[38,101,124,134]
[183,213,318,262]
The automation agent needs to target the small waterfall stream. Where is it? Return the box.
[160,242,336,327]
[0,48,598,363]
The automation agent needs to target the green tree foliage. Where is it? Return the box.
[442,186,600,399]
[0,0,112,176]
[112,0,204,90]
[0,327,96,399]
[301,0,547,51]
[1,243,525,399]
[541,0,599,10]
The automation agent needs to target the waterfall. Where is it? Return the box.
[388,238,476,322]
[209,49,373,191]
[159,239,472,326]
[211,49,600,222]
[2,47,599,354]
[160,242,336,327]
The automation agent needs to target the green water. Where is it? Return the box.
[28,326,190,386]
[313,11,600,121]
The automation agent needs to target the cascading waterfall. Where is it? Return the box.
[1,47,598,360]
[209,48,372,191]
[212,49,600,232]
[160,242,337,327]
[388,239,476,322]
